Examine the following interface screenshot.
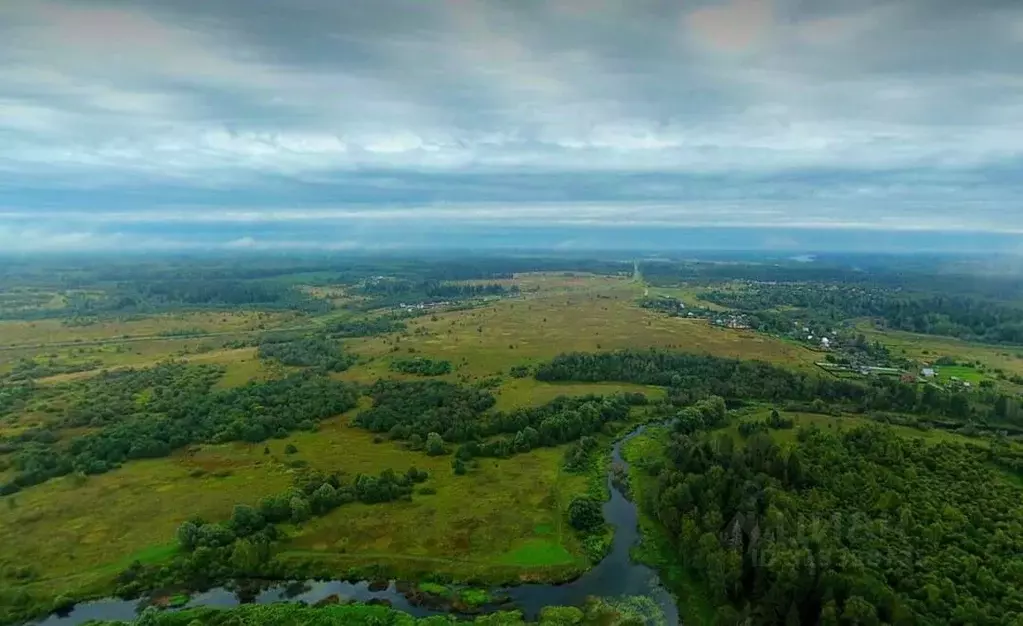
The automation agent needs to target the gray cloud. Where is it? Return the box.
[1,0,1022,242]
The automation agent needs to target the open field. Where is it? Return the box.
[645,285,728,311]
[0,288,68,314]
[282,420,591,581]
[338,276,818,384]
[0,342,270,387]
[0,448,295,598]
[493,379,665,411]
[0,393,641,601]
[930,364,990,384]
[722,406,998,448]
[6,274,818,384]
[0,311,297,349]
[0,272,915,618]
[859,323,1023,377]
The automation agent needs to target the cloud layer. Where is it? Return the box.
[1,0,1022,250]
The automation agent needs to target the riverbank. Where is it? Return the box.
[622,425,717,626]
[76,595,671,625]
[17,420,681,626]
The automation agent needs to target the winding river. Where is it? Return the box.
[34,424,679,625]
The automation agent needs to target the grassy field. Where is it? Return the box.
[0,273,832,613]
[645,285,728,312]
[0,380,664,603]
[0,310,296,348]
[0,346,270,397]
[0,448,295,598]
[859,323,1023,377]
[493,379,666,411]
[722,406,997,449]
[338,276,817,383]
[931,364,989,385]
[280,417,592,582]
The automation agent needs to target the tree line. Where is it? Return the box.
[636,418,1023,625]
[326,316,407,337]
[702,282,1023,346]
[258,335,356,372]
[117,466,428,599]
[0,365,359,495]
[535,349,1021,427]
[353,380,648,464]
[354,279,519,309]
[389,357,453,376]
[77,596,666,625]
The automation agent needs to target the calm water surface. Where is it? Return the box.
[34,424,679,625]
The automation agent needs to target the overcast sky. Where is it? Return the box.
[2,0,1022,252]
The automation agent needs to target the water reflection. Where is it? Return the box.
[33,424,679,626]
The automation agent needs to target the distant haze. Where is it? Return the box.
[1,0,1021,251]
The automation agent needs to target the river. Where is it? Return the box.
[34,424,679,625]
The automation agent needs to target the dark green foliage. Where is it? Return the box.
[257,336,356,372]
[1,367,358,495]
[673,396,729,434]
[284,444,298,455]
[126,280,319,309]
[703,282,1023,346]
[425,432,446,456]
[509,365,531,378]
[645,424,1023,625]
[0,381,37,421]
[326,316,407,337]
[738,410,793,438]
[120,466,428,600]
[356,380,643,459]
[767,409,794,429]
[389,357,453,376]
[356,279,518,308]
[568,497,604,532]
[563,436,599,472]
[536,350,869,403]
[27,279,329,320]
[356,380,496,442]
[0,255,635,323]
[4,358,104,383]
[64,362,225,428]
[229,505,265,537]
[485,394,640,450]
[737,420,768,437]
[535,349,1020,426]
[75,600,664,625]
[452,457,467,475]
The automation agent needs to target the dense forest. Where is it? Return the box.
[535,350,1023,427]
[326,316,407,337]
[257,335,356,372]
[0,365,359,495]
[637,422,1023,625]
[353,380,646,461]
[1,255,625,321]
[389,357,453,376]
[353,279,519,308]
[638,257,1023,300]
[39,280,329,320]
[697,283,1023,346]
